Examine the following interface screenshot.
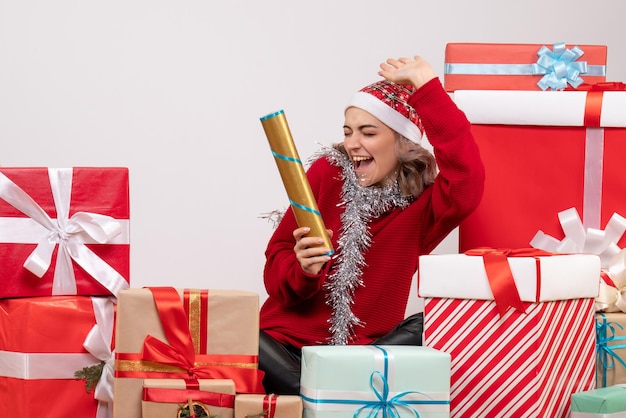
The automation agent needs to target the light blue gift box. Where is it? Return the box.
[571,385,626,417]
[300,345,450,418]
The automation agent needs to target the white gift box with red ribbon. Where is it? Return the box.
[454,85,626,313]
[418,251,600,417]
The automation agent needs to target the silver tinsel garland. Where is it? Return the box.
[315,146,411,345]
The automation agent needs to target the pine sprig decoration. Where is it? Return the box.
[74,361,105,393]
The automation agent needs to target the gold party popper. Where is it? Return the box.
[260,110,334,255]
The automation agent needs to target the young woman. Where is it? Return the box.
[259,55,485,394]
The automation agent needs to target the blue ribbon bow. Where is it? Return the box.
[532,43,588,90]
[596,313,626,387]
[354,369,422,418]
[353,346,451,418]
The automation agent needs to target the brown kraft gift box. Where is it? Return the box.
[113,287,264,418]
[142,378,235,418]
[596,312,626,387]
[235,394,303,418]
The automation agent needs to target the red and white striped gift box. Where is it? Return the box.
[418,251,601,417]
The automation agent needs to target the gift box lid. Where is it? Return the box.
[571,385,626,413]
[301,345,450,393]
[418,253,600,301]
[300,345,450,417]
[115,287,260,355]
[453,88,626,127]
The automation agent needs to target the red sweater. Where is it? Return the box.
[260,78,485,348]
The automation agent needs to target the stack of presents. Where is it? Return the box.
[2,41,626,418]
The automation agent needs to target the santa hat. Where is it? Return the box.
[346,80,423,143]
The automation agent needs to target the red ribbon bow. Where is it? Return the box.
[140,287,265,392]
[464,248,554,317]
[141,287,205,377]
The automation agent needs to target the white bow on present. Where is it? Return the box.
[530,207,626,312]
[595,250,626,312]
[0,168,129,297]
[81,297,116,418]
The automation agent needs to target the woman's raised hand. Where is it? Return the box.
[378,55,436,89]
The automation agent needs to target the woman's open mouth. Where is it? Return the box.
[352,156,373,170]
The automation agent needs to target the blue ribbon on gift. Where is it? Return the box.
[300,345,449,418]
[444,43,606,91]
[354,370,420,418]
[532,43,587,90]
[596,313,626,387]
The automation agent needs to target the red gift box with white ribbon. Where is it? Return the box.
[0,167,130,298]
[454,83,626,257]
[0,296,116,418]
[444,42,607,91]
[418,250,601,417]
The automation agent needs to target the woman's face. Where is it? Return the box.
[343,107,399,187]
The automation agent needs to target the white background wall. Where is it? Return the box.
[2,0,625,316]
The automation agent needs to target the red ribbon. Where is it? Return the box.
[135,287,265,393]
[263,394,279,418]
[142,386,235,407]
[186,379,200,390]
[464,248,554,317]
[143,287,199,371]
[573,82,626,127]
[601,270,616,288]
[577,82,626,91]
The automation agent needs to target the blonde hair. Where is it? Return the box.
[333,134,437,199]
